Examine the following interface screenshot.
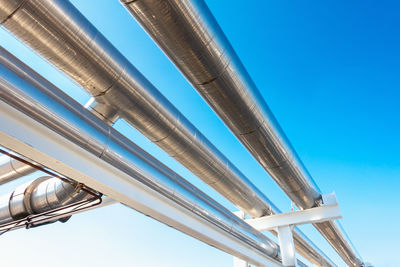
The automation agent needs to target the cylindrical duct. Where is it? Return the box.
[0,176,88,225]
[0,0,270,219]
[0,1,332,265]
[120,0,363,265]
[0,45,280,264]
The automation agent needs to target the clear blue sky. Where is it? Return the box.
[0,0,399,266]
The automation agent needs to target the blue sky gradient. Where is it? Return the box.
[0,0,399,266]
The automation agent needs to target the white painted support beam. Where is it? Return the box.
[246,200,342,232]
[233,194,342,267]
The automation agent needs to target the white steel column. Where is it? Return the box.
[277,226,296,267]
[233,257,249,267]
[235,194,342,267]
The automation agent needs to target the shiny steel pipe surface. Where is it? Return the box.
[0,100,116,187]
[0,0,270,220]
[85,98,120,126]
[0,176,87,225]
[0,1,331,265]
[0,46,280,263]
[121,0,320,209]
[120,0,363,265]
[0,157,36,185]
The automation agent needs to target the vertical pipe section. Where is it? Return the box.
[120,0,362,265]
[0,1,332,266]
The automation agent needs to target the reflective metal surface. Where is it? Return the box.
[0,176,88,225]
[0,0,271,219]
[85,98,119,126]
[29,177,88,214]
[120,0,363,265]
[0,157,36,185]
[0,192,12,224]
[0,1,331,264]
[0,46,280,261]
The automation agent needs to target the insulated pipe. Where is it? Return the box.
[0,100,117,224]
[0,167,327,265]
[0,99,117,187]
[0,157,36,185]
[0,46,280,265]
[0,0,270,220]
[120,1,363,266]
[0,176,88,225]
[85,98,120,126]
[0,1,331,266]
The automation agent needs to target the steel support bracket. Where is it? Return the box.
[246,193,342,232]
[234,193,342,267]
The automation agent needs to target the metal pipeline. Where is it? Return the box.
[0,164,330,265]
[0,176,88,225]
[0,46,281,265]
[0,163,330,266]
[0,100,117,187]
[119,0,363,265]
[0,0,270,220]
[0,157,36,185]
[0,1,331,265]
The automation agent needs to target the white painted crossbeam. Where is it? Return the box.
[245,203,342,232]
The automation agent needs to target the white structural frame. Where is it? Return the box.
[0,98,343,267]
[0,97,344,267]
[234,194,342,267]
[0,100,282,267]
